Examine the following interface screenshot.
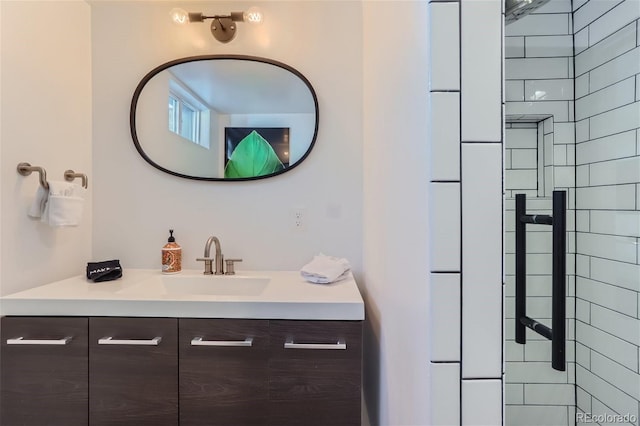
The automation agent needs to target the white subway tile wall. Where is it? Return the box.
[587,46,639,93]
[461,143,503,379]
[504,2,578,424]
[573,0,625,32]
[429,2,460,91]
[505,405,570,426]
[461,380,503,426]
[461,0,502,142]
[429,92,461,181]
[430,273,461,362]
[524,79,574,101]
[574,2,640,423]
[428,0,503,423]
[525,35,574,57]
[574,22,636,77]
[430,363,461,426]
[429,183,461,271]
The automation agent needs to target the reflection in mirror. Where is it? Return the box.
[130,55,318,181]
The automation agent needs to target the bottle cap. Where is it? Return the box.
[168,229,175,243]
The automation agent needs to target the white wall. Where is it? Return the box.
[91,1,363,275]
[362,2,430,425]
[0,0,92,296]
[0,0,3,304]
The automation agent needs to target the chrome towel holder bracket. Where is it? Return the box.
[17,162,89,189]
[17,162,49,190]
[64,169,88,189]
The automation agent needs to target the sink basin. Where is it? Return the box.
[119,274,270,297]
[162,275,269,296]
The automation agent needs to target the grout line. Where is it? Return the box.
[573,296,639,322]
[458,2,464,424]
[457,2,463,422]
[577,366,640,411]
[575,150,639,168]
[575,18,636,57]
[574,73,637,102]
[575,318,640,348]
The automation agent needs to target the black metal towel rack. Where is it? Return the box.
[515,190,566,371]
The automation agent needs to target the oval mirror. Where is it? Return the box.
[130,55,319,181]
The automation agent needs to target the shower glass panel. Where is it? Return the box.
[504,1,640,425]
[504,4,576,425]
[504,116,576,426]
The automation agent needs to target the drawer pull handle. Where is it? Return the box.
[191,337,253,347]
[6,336,72,345]
[284,339,346,350]
[98,336,162,346]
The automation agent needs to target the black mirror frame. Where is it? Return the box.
[130,55,319,181]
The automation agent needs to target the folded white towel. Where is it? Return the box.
[28,185,48,219]
[300,253,351,284]
[41,181,86,227]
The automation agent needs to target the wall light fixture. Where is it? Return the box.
[170,7,263,43]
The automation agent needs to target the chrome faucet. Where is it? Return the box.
[197,236,224,275]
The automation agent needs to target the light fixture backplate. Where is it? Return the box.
[210,17,237,43]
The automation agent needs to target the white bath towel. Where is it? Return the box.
[28,185,48,219]
[41,181,86,227]
[300,253,351,284]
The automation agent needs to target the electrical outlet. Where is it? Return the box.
[291,208,306,232]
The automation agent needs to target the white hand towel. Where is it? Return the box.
[28,185,48,218]
[300,254,351,284]
[42,181,86,227]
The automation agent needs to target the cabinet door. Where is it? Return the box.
[179,318,269,426]
[89,317,178,426]
[0,316,88,426]
[269,320,362,426]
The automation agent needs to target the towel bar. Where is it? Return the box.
[515,191,566,371]
[17,162,49,190]
[64,169,88,189]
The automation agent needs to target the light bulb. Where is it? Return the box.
[170,8,189,25]
[244,7,264,24]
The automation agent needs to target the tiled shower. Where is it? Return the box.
[426,0,639,424]
[504,1,640,425]
[505,2,577,424]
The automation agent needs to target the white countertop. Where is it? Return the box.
[0,269,364,320]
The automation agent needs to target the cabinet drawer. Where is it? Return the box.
[269,320,362,426]
[89,317,178,426]
[269,320,362,359]
[179,318,269,426]
[1,316,88,426]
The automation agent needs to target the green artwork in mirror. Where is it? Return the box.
[224,130,285,178]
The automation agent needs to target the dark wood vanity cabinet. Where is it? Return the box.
[89,317,179,426]
[269,320,363,426]
[0,317,89,426]
[179,318,270,426]
[179,319,363,426]
[1,316,362,426]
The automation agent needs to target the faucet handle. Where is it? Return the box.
[196,257,214,275]
[224,258,243,275]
